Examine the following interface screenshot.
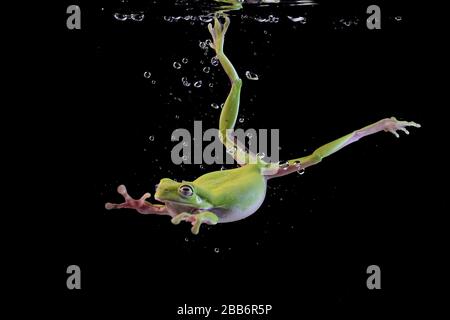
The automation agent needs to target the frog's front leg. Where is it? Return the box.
[171,211,219,235]
[105,185,174,217]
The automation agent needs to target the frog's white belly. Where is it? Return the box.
[211,187,267,223]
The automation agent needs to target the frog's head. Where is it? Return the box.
[154,178,212,209]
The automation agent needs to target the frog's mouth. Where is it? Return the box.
[154,196,198,208]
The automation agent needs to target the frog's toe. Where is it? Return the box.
[171,212,192,225]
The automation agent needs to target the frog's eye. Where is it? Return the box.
[179,185,194,197]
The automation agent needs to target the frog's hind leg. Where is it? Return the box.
[208,16,259,165]
[105,185,174,217]
[267,117,421,179]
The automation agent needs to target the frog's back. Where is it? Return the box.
[193,164,267,222]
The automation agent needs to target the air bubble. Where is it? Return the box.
[182,58,189,64]
[203,66,210,73]
[297,169,305,175]
[194,81,202,88]
[211,57,219,66]
[211,103,220,109]
[199,15,213,23]
[131,13,144,22]
[182,77,191,87]
[214,248,220,253]
[114,13,128,21]
[245,71,259,80]
[149,135,155,141]
[279,160,290,170]
[173,62,181,69]
[143,71,151,78]
[239,118,245,123]
[288,16,307,24]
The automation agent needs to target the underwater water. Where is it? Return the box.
[33,0,446,317]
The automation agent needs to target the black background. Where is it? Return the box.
[22,0,446,318]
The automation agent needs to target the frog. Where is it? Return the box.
[105,16,421,235]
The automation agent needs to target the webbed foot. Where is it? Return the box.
[171,211,219,235]
[383,117,421,138]
[105,185,167,215]
[208,15,230,54]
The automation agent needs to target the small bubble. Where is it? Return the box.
[182,57,189,64]
[199,41,206,49]
[268,15,279,23]
[149,135,155,141]
[288,16,306,23]
[211,103,220,109]
[185,237,189,242]
[151,80,156,84]
[131,13,144,22]
[239,117,245,123]
[175,115,180,119]
[245,71,259,80]
[297,168,305,175]
[199,15,213,23]
[182,77,191,87]
[114,13,128,21]
[200,165,204,169]
[202,66,210,73]
[143,71,151,78]
[220,103,224,108]
[395,16,402,21]
[279,160,290,170]
[211,57,219,66]
[214,248,220,253]
[173,62,181,69]
[194,80,202,88]
[209,83,214,88]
